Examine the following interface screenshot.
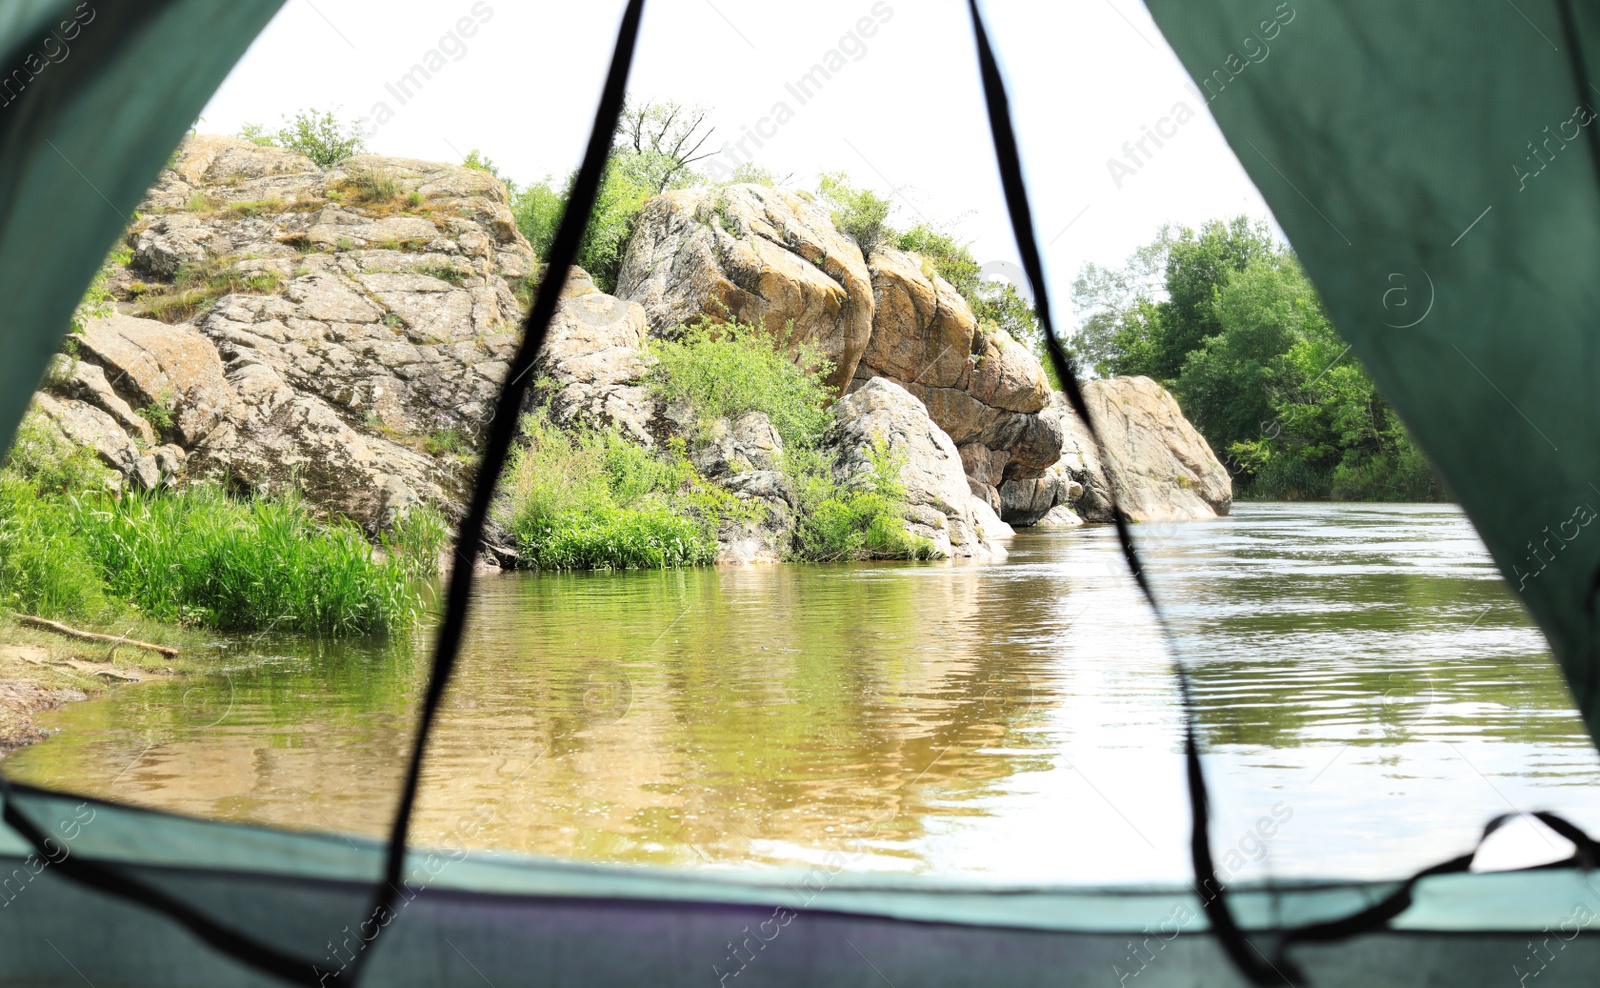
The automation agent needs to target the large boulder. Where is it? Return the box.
[821,378,1007,558]
[1080,377,1231,522]
[617,184,874,392]
[189,360,440,529]
[531,270,657,446]
[77,313,235,446]
[1000,379,1231,524]
[43,356,154,443]
[30,393,158,490]
[857,247,1059,511]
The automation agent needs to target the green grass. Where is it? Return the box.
[71,486,405,633]
[788,441,936,562]
[133,259,283,324]
[347,168,401,204]
[514,508,715,570]
[423,427,466,457]
[501,412,736,571]
[0,414,443,635]
[416,263,468,287]
[647,320,836,450]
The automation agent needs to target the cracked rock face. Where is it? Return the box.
[617,184,875,393]
[35,135,537,527]
[531,271,658,447]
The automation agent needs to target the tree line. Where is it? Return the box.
[1072,218,1443,501]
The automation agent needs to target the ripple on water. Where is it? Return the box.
[5,502,1597,883]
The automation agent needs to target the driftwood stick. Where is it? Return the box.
[11,615,179,658]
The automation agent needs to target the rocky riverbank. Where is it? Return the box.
[28,136,1231,565]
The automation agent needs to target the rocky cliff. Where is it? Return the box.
[35,135,530,529]
[1001,378,1232,525]
[616,185,1062,515]
[28,137,1229,564]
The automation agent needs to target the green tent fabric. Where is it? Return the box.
[1144,0,1600,743]
[0,0,286,469]
[6,784,1600,986]
[8,1,1600,984]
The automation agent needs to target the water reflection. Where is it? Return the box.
[7,503,1598,882]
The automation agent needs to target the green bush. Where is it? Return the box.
[516,508,715,571]
[647,321,836,450]
[789,442,935,562]
[501,413,728,571]
[238,108,367,168]
[509,100,711,294]
[1244,455,1330,501]
[818,172,892,256]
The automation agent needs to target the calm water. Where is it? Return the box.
[8,503,1598,884]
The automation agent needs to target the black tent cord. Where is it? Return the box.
[0,1,646,985]
[959,3,1297,985]
[346,0,647,983]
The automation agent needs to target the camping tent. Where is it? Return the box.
[5,1,1600,984]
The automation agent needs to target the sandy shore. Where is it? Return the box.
[0,618,193,760]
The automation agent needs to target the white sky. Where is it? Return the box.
[199,0,1275,324]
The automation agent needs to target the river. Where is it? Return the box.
[6,502,1597,885]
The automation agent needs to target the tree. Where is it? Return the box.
[1172,251,1441,501]
[617,99,717,194]
[509,98,715,292]
[1070,218,1279,383]
[1174,253,1317,459]
[1070,228,1173,377]
[1150,217,1280,381]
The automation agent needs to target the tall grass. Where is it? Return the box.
[0,415,441,635]
[73,485,427,635]
[501,412,726,570]
[0,475,109,618]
